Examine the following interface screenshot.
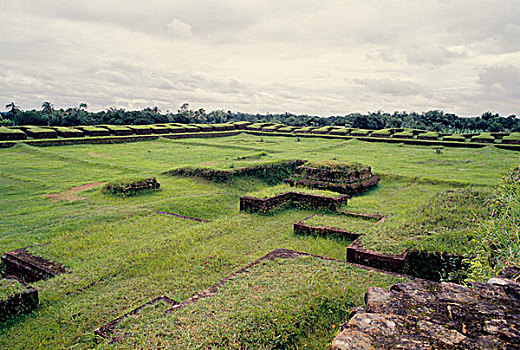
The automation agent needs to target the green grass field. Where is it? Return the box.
[1,134,519,349]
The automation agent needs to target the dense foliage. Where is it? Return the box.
[2,104,519,133]
[467,167,520,281]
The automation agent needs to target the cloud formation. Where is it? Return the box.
[0,0,518,116]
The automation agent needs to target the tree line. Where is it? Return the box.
[2,102,519,133]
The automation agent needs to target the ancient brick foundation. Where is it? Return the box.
[2,248,68,283]
[285,165,379,196]
[240,192,349,214]
[0,279,38,322]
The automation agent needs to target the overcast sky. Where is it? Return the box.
[1,1,519,116]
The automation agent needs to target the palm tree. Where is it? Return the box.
[5,102,20,126]
[42,101,54,126]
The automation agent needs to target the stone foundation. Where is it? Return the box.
[332,278,520,349]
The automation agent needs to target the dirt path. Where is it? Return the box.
[46,182,106,203]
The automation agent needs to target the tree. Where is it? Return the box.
[42,101,55,126]
[5,102,20,126]
[79,103,87,110]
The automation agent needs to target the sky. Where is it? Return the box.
[0,0,519,116]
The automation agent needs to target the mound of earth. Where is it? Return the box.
[285,160,379,196]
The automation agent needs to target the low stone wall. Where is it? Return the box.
[240,192,349,214]
[102,177,161,197]
[287,176,380,196]
[285,164,379,196]
[2,248,68,282]
[332,278,520,349]
[293,216,362,241]
[346,238,407,274]
[0,279,38,322]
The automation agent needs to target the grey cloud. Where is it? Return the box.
[354,78,425,97]
[1,0,519,116]
[479,65,520,98]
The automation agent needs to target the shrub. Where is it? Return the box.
[467,167,520,281]
[102,177,161,197]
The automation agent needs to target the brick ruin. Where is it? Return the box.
[285,163,379,196]
[239,191,349,214]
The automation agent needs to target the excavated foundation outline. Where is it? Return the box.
[294,212,466,277]
[94,247,416,341]
[1,247,69,283]
[156,211,212,223]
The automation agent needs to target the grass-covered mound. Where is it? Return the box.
[285,160,379,196]
[443,134,466,142]
[350,129,372,136]
[362,188,490,254]
[164,159,306,184]
[370,129,393,137]
[25,127,58,139]
[0,127,27,140]
[77,126,110,137]
[102,177,161,197]
[110,255,409,349]
[329,128,351,136]
[502,132,520,144]
[99,125,133,136]
[417,131,440,140]
[52,127,85,138]
[293,126,315,133]
[471,132,495,143]
[127,125,153,135]
[393,129,414,139]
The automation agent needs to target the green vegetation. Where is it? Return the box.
[370,128,393,136]
[443,134,466,142]
[102,177,161,197]
[350,129,372,136]
[305,160,365,172]
[303,215,377,233]
[467,167,520,281]
[503,132,520,142]
[471,132,495,142]
[112,256,408,349]
[0,134,518,348]
[393,130,414,138]
[418,131,440,138]
[246,184,343,199]
[0,279,26,300]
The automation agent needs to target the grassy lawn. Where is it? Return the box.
[0,134,518,348]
